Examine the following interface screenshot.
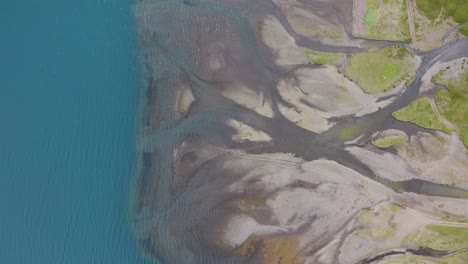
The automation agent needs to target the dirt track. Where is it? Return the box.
[352,0,367,37]
[406,0,417,43]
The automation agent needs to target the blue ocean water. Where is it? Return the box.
[0,1,152,263]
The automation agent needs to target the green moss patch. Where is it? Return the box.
[433,72,468,147]
[344,46,414,93]
[392,97,450,133]
[372,135,408,148]
[364,9,379,26]
[405,224,468,251]
[305,49,343,65]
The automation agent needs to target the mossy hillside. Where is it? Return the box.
[305,49,344,65]
[362,0,410,42]
[371,135,408,149]
[344,46,414,93]
[433,72,468,147]
[404,224,468,251]
[415,0,468,24]
[392,97,450,133]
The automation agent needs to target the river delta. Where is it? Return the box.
[132,0,468,263]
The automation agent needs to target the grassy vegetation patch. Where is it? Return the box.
[362,0,410,42]
[305,49,343,64]
[445,0,468,23]
[392,97,450,133]
[366,0,380,9]
[338,125,362,140]
[344,46,414,93]
[357,224,397,240]
[371,135,408,148]
[382,64,401,79]
[433,72,468,147]
[389,204,403,213]
[415,0,468,24]
[377,249,468,264]
[405,224,468,251]
[357,204,399,240]
[460,24,468,36]
[364,9,379,26]
[431,69,446,84]
[414,0,442,20]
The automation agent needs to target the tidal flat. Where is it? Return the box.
[132,0,468,263]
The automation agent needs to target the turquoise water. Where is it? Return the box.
[0,1,152,263]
